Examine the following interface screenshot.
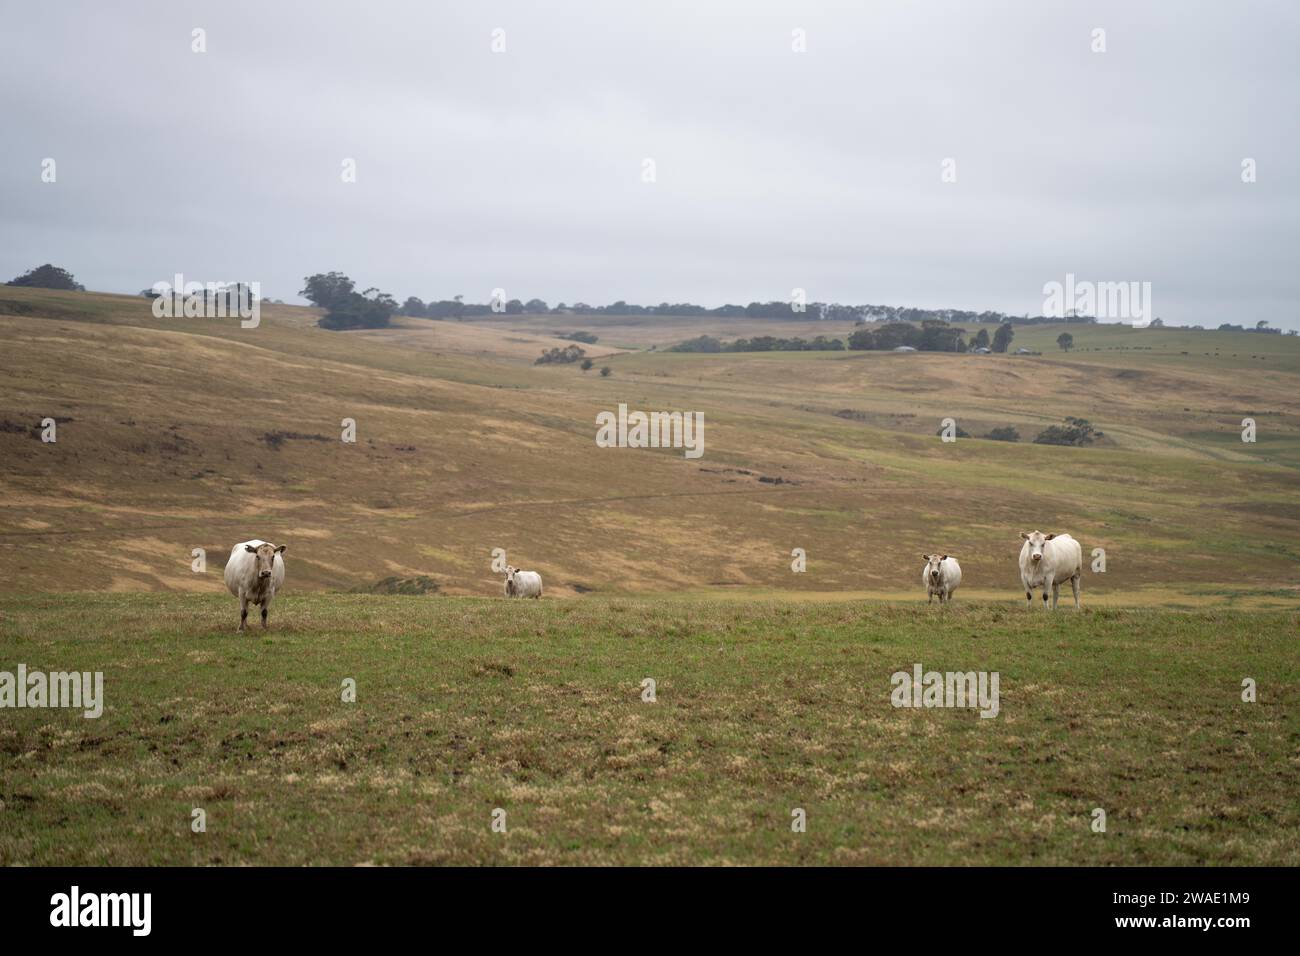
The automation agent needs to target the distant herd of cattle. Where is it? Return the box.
[222,532,1084,630]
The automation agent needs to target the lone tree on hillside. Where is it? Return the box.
[8,264,85,291]
[300,272,397,330]
[1056,332,1074,351]
[992,322,1015,353]
[299,271,355,308]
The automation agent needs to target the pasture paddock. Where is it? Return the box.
[1,594,1294,866]
[1,289,1297,866]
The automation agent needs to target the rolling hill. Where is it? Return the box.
[2,287,1298,604]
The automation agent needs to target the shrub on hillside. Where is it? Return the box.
[1033,417,1102,446]
[535,344,586,365]
[669,335,723,353]
[986,426,1021,442]
[316,290,399,330]
[670,333,843,352]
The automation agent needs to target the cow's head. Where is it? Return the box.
[244,542,286,578]
[1019,531,1055,563]
[922,554,950,582]
[504,565,518,582]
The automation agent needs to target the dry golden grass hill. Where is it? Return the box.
[2,287,1298,605]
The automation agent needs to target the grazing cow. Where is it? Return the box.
[223,539,286,630]
[1018,531,1082,611]
[921,554,962,604]
[503,565,543,599]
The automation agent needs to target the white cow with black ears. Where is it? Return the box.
[503,565,543,599]
[224,539,286,630]
[1018,531,1082,611]
[921,554,962,604]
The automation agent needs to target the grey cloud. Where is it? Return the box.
[1,0,1296,326]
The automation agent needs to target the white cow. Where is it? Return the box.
[224,539,286,630]
[1018,531,1082,611]
[503,565,542,599]
[921,554,962,604]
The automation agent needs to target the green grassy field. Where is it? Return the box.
[1,289,1297,866]
[1,594,1295,866]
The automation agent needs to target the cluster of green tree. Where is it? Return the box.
[389,293,1100,326]
[1032,417,1102,446]
[301,272,398,330]
[669,334,845,353]
[928,421,1096,445]
[861,305,1097,328]
[7,264,84,291]
[1217,321,1281,334]
[534,344,586,365]
[399,296,551,319]
[285,278,1288,333]
[986,426,1021,442]
[849,322,955,351]
[26,264,1286,343]
[667,320,1027,355]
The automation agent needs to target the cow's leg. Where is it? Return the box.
[1051,582,1060,610]
[1042,591,1049,609]
[261,599,271,629]
[928,591,934,605]
[238,596,248,632]
[1025,589,1033,610]
[1071,573,1081,610]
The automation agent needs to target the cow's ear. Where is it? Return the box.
[922,554,929,561]
[941,555,948,561]
[245,545,257,553]
[1044,533,1056,540]
[274,545,287,553]
[1019,532,1029,540]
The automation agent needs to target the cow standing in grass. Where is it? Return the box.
[224,539,286,630]
[1018,531,1082,610]
[922,554,962,604]
[503,565,542,599]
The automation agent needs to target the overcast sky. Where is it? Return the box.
[2,0,1297,327]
